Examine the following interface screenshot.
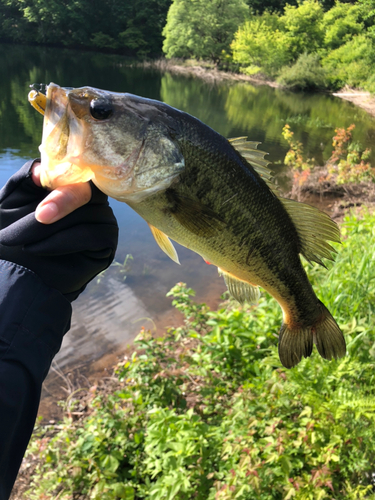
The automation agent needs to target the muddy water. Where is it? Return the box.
[1,44,375,417]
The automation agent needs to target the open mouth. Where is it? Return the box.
[28,83,93,189]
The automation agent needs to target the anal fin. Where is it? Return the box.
[148,223,180,265]
[218,268,260,304]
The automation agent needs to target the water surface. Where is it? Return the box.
[1,43,375,377]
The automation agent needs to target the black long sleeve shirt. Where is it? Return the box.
[0,259,72,500]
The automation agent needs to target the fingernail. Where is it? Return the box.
[36,202,59,223]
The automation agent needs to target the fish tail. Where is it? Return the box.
[278,301,346,368]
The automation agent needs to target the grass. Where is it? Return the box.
[25,210,375,500]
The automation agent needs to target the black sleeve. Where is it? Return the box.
[0,259,72,500]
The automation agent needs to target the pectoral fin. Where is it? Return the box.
[148,223,180,265]
[218,268,260,305]
[166,189,225,237]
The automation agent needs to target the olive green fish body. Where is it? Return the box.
[128,118,321,330]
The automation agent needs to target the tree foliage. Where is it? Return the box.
[0,0,171,56]
[322,2,363,49]
[162,0,249,64]
[230,0,375,91]
[279,0,325,57]
[322,34,375,91]
[231,13,292,75]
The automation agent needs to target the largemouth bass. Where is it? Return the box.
[28,83,346,368]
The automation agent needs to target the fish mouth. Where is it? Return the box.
[33,83,93,189]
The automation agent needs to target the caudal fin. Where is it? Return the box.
[278,302,346,369]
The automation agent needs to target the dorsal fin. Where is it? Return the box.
[148,223,180,264]
[218,268,260,305]
[280,198,340,267]
[228,137,274,188]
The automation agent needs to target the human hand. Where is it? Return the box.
[31,162,92,224]
[0,160,118,301]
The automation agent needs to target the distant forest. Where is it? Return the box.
[0,0,350,56]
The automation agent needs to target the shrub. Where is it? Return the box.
[327,124,375,184]
[277,53,328,91]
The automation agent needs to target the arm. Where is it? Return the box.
[0,160,118,499]
[0,260,72,499]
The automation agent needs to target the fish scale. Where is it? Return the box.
[28,83,346,368]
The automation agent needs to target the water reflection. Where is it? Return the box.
[57,276,151,368]
[1,43,375,379]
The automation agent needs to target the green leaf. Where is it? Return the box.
[101,454,120,473]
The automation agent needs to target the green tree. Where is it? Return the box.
[279,0,325,57]
[245,0,297,13]
[231,12,292,76]
[0,0,31,42]
[322,1,363,49]
[162,0,249,64]
[358,0,375,40]
[322,33,375,90]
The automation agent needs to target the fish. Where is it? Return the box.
[28,82,346,368]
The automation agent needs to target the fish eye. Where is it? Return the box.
[89,99,113,120]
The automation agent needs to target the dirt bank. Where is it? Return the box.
[136,58,281,87]
[139,59,375,117]
[332,87,375,118]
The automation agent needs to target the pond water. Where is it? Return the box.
[1,43,375,388]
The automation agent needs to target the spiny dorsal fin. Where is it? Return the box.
[228,137,274,188]
[218,268,260,305]
[280,198,340,267]
[148,223,180,265]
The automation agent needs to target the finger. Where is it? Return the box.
[31,162,42,187]
[35,183,92,224]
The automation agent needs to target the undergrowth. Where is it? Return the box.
[282,123,375,198]
[26,211,375,499]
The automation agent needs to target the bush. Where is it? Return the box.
[327,124,375,184]
[277,53,328,91]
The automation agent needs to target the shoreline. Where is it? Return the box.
[136,58,281,87]
[138,59,375,117]
[332,87,375,118]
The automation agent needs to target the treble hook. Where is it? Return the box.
[29,83,47,95]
